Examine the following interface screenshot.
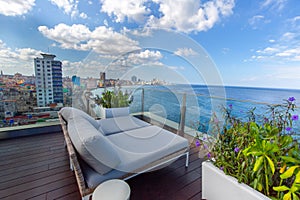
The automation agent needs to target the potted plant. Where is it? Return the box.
[195,97,300,200]
[94,88,132,119]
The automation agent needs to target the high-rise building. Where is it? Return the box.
[34,53,63,107]
[99,72,106,87]
[131,75,137,82]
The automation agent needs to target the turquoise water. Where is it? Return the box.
[128,85,300,138]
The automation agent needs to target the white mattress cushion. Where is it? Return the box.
[68,116,121,175]
[107,125,189,172]
[60,107,99,129]
[98,116,150,135]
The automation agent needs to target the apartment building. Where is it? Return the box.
[34,53,63,107]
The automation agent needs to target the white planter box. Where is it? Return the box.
[202,161,271,200]
[99,106,130,119]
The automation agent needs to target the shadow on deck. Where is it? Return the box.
[0,131,203,200]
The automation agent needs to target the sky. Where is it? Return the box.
[0,0,300,89]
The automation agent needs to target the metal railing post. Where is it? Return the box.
[178,93,186,136]
[141,88,145,117]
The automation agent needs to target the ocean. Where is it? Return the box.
[127,84,300,136]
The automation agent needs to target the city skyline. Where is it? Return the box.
[0,0,300,89]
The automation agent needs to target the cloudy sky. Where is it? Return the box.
[0,0,300,89]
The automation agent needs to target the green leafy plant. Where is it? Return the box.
[194,97,300,199]
[94,88,132,108]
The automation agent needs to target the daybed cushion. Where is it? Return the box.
[68,116,121,175]
[107,125,189,173]
[98,116,150,135]
[105,107,130,118]
[80,160,127,188]
[59,107,99,129]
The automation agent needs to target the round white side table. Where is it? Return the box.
[93,179,131,200]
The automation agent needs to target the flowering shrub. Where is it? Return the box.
[195,97,300,199]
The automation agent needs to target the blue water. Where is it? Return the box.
[129,85,300,138]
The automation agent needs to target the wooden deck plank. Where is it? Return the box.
[0,131,204,200]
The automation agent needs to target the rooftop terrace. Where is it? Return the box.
[0,127,203,200]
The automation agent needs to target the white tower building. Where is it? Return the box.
[34,53,63,107]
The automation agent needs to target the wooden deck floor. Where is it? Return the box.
[0,132,203,200]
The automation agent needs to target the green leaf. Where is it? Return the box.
[296,171,300,183]
[283,192,292,200]
[266,155,275,174]
[280,166,300,179]
[269,127,279,137]
[273,185,290,192]
[253,178,258,189]
[290,185,298,193]
[257,182,263,191]
[292,193,299,200]
[253,156,264,172]
[281,156,300,164]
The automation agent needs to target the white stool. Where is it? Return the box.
[93,179,131,200]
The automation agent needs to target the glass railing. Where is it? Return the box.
[1,84,299,143]
[88,85,300,142]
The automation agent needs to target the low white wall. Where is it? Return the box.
[202,161,271,200]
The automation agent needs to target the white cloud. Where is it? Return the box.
[174,48,198,57]
[107,50,163,70]
[248,15,264,28]
[79,12,87,19]
[126,49,162,65]
[280,32,296,41]
[49,0,80,18]
[147,0,235,33]
[252,17,300,63]
[0,0,35,16]
[122,27,153,37]
[38,23,140,55]
[62,60,107,77]
[261,0,287,11]
[275,47,300,61]
[100,0,150,23]
[256,47,279,54]
[0,40,41,75]
[100,0,235,33]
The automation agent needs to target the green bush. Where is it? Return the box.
[195,97,300,199]
[94,88,132,108]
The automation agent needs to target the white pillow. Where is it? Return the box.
[68,116,121,175]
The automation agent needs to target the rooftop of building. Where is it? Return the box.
[0,125,203,200]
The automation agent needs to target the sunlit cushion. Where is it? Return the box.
[68,116,121,175]
[59,107,99,129]
[98,116,150,135]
